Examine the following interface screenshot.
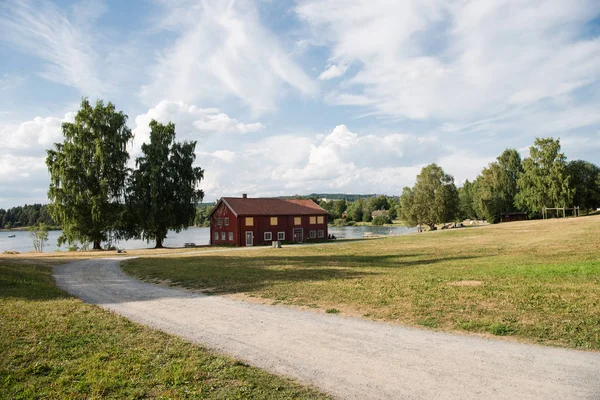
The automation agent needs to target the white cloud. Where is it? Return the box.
[318,64,348,80]
[297,0,600,121]
[131,100,265,157]
[0,0,108,95]
[141,0,317,115]
[0,74,27,91]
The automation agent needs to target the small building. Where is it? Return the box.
[500,212,528,223]
[209,195,329,246]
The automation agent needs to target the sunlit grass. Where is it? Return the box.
[124,216,600,350]
[0,261,328,399]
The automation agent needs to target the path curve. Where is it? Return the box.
[54,258,600,400]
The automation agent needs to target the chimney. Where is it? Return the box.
[242,193,247,199]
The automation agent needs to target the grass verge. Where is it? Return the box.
[123,216,600,350]
[0,260,328,399]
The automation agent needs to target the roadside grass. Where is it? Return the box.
[0,261,329,399]
[123,216,600,350]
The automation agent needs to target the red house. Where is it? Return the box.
[209,195,329,246]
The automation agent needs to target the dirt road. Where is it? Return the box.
[54,258,600,399]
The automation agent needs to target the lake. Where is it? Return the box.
[0,225,416,253]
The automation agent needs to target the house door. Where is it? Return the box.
[245,231,253,246]
[293,228,303,243]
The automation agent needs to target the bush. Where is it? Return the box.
[333,218,348,226]
[372,215,392,225]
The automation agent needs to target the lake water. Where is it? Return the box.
[0,225,416,253]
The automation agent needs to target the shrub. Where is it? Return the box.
[372,215,392,225]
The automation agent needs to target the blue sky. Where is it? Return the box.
[1,0,600,207]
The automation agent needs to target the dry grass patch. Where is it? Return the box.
[123,216,600,350]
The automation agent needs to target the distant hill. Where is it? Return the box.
[279,194,382,202]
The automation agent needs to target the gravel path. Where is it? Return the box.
[54,258,600,400]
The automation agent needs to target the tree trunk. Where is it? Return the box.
[155,237,164,249]
[93,240,102,250]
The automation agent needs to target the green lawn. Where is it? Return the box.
[0,261,328,399]
[124,216,600,350]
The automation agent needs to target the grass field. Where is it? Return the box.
[0,260,328,399]
[123,216,600,350]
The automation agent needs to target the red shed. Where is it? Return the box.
[208,195,329,246]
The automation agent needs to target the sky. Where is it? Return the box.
[1,0,600,208]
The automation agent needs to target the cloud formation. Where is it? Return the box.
[141,0,317,114]
[297,0,600,122]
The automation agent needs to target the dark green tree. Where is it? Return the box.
[127,120,204,248]
[516,138,572,215]
[46,99,132,249]
[458,179,477,220]
[399,163,459,230]
[567,160,600,213]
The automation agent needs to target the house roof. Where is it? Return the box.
[215,197,328,217]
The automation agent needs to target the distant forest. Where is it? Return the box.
[0,204,56,229]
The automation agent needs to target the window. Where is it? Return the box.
[218,217,222,226]
[228,232,233,241]
[221,232,226,240]
[278,232,285,240]
[310,230,316,239]
[317,216,324,224]
[245,217,254,226]
[309,216,316,224]
[264,232,272,241]
[214,232,219,240]
[270,217,278,225]
[294,217,302,225]
[224,217,229,226]
[318,230,324,238]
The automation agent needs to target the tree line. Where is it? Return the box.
[45,99,204,249]
[0,204,55,230]
[400,137,599,229]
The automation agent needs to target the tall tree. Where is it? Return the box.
[127,120,204,248]
[567,160,600,213]
[516,138,572,215]
[458,179,477,220]
[46,99,132,249]
[399,164,459,230]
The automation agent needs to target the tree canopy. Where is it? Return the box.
[567,160,600,213]
[400,163,459,229]
[127,120,204,248]
[516,138,572,215]
[46,99,132,249]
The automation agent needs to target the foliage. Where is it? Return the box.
[471,149,523,223]
[127,120,204,248]
[458,179,477,220]
[372,215,392,225]
[28,223,49,252]
[0,204,55,229]
[399,164,459,229]
[46,98,133,249]
[567,160,600,213]
[516,138,572,215]
[194,204,214,227]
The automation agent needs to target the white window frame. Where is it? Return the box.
[278,232,285,240]
[218,217,222,226]
[224,217,229,226]
[228,232,233,241]
[214,232,219,240]
[310,230,316,239]
[318,230,324,238]
[264,232,272,241]
[221,231,226,240]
